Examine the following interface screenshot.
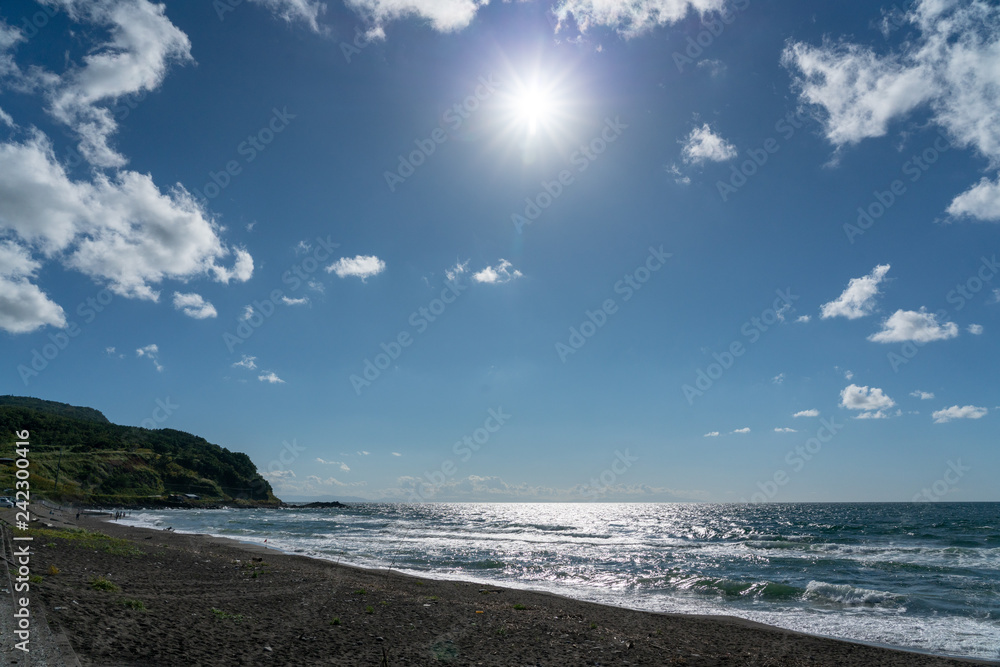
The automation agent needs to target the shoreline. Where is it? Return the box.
[21,506,1000,666]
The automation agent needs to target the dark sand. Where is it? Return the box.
[19,509,999,666]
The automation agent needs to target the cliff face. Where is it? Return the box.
[0,396,280,506]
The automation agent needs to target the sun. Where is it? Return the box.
[512,86,554,135]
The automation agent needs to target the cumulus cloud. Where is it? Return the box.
[0,131,252,329]
[783,0,1000,221]
[554,0,727,38]
[326,255,385,281]
[840,383,895,419]
[703,431,720,437]
[473,259,522,284]
[232,355,257,370]
[136,343,163,372]
[172,292,217,319]
[821,264,890,319]
[281,296,309,306]
[793,409,819,418]
[932,405,988,423]
[910,390,935,400]
[796,315,811,323]
[247,0,327,32]
[774,427,797,433]
[0,240,66,334]
[731,427,750,434]
[681,123,738,164]
[867,308,958,343]
[258,371,285,384]
[968,323,984,335]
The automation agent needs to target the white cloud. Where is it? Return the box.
[554,0,727,38]
[245,221,256,232]
[772,373,785,385]
[796,315,811,323]
[932,405,988,423]
[247,0,327,32]
[947,175,1000,221]
[774,427,797,433]
[680,123,738,164]
[0,240,66,334]
[43,0,194,168]
[344,0,486,37]
[392,452,402,456]
[820,264,890,319]
[840,383,895,419]
[666,163,691,185]
[357,450,370,456]
[910,390,934,400]
[993,289,1000,304]
[0,132,253,313]
[703,431,720,437]
[867,308,958,343]
[316,458,351,472]
[473,259,522,284]
[172,292,217,319]
[281,296,309,306]
[731,427,750,434]
[968,323,984,335]
[446,259,469,282]
[844,370,854,380]
[793,409,820,418]
[258,371,285,384]
[232,355,257,370]
[326,255,385,281]
[136,343,163,372]
[307,280,325,293]
[241,305,255,321]
[783,0,1000,222]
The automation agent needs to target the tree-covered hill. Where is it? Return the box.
[0,396,279,506]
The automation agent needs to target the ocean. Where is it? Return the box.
[120,502,999,661]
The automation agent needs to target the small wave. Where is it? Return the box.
[804,581,905,609]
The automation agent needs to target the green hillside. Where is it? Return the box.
[0,396,279,506]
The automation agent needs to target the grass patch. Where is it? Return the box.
[30,528,143,558]
[353,588,367,595]
[512,603,527,610]
[590,622,597,629]
[329,617,341,626]
[28,575,43,584]
[364,605,375,615]
[121,599,146,611]
[47,565,60,575]
[210,607,246,622]
[90,576,120,592]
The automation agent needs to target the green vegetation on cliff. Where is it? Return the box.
[0,396,279,506]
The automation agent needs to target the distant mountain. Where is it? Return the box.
[0,396,279,506]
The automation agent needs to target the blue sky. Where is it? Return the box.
[1,0,997,502]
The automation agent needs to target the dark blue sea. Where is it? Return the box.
[122,502,1000,660]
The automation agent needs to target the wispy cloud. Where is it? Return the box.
[316,458,350,472]
[233,355,257,370]
[793,409,819,418]
[136,344,163,372]
[258,371,285,384]
[910,390,934,400]
[774,427,797,433]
